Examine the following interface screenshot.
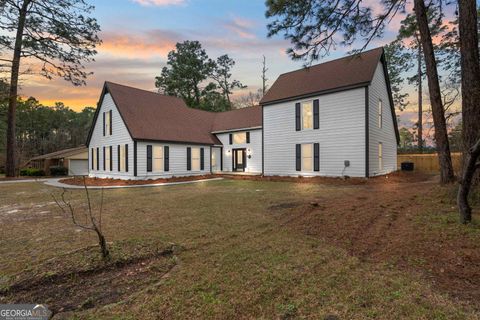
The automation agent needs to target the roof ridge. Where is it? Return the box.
[277,47,383,77]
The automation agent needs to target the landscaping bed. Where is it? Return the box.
[60,174,216,186]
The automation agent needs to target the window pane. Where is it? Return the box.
[120,145,125,171]
[233,133,246,144]
[378,143,383,170]
[153,146,163,172]
[212,151,216,166]
[192,148,200,171]
[378,100,382,128]
[105,112,110,135]
[302,102,313,129]
[302,144,313,171]
[106,148,110,170]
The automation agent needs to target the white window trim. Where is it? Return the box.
[191,147,201,171]
[105,111,111,136]
[233,132,247,144]
[153,146,164,173]
[301,143,314,172]
[105,147,111,171]
[301,100,314,131]
[119,145,126,172]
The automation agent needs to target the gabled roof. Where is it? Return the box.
[260,47,384,106]
[86,82,262,146]
[30,146,87,160]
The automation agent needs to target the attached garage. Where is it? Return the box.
[25,146,89,176]
[68,159,89,176]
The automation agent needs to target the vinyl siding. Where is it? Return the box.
[215,129,262,173]
[136,142,211,179]
[263,88,366,177]
[368,62,397,176]
[88,93,134,179]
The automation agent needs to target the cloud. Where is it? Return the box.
[130,0,185,7]
[222,16,257,39]
[99,29,182,58]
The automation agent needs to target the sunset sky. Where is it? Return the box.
[16,0,458,131]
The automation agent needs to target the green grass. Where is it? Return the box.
[0,179,478,319]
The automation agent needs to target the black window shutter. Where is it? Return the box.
[246,132,250,143]
[164,146,169,171]
[296,144,301,171]
[313,99,319,129]
[103,146,106,170]
[125,144,129,172]
[146,145,152,172]
[295,103,301,131]
[229,134,232,145]
[96,148,99,170]
[200,148,204,170]
[91,148,94,170]
[187,147,191,171]
[109,146,113,171]
[117,145,121,171]
[314,143,320,171]
[103,112,105,136]
[109,110,113,135]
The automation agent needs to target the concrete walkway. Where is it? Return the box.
[0,178,53,184]
[43,177,224,189]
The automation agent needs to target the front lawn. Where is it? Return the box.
[0,176,479,319]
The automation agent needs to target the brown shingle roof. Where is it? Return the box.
[260,47,384,105]
[87,82,262,146]
[31,146,87,160]
[211,105,262,132]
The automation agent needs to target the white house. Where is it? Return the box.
[86,47,398,180]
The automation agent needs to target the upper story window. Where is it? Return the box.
[233,132,246,144]
[302,101,313,130]
[104,110,112,136]
[378,99,383,128]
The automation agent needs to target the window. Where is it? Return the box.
[119,145,126,172]
[105,111,111,136]
[92,148,97,170]
[302,101,313,130]
[105,147,111,171]
[233,132,246,144]
[153,146,163,172]
[212,150,217,167]
[378,99,383,128]
[378,142,383,171]
[191,147,200,171]
[302,144,313,171]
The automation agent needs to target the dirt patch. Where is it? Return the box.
[0,240,181,315]
[276,178,480,309]
[60,175,216,186]
[221,171,434,185]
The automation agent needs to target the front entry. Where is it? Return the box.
[233,148,246,172]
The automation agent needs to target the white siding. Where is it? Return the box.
[368,62,397,176]
[88,93,134,179]
[263,88,366,177]
[136,142,211,179]
[215,129,262,173]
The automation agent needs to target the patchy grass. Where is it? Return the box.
[0,177,479,319]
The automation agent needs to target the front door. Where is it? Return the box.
[233,148,246,172]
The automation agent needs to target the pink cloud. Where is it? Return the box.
[130,0,185,6]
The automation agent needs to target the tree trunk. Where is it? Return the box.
[6,1,30,177]
[457,137,480,223]
[417,44,423,151]
[95,227,110,259]
[458,0,480,179]
[413,0,455,183]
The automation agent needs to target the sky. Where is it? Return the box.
[14,0,459,134]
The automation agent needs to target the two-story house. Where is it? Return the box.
[86,47,398,180]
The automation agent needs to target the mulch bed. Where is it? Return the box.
[60,175,216,186]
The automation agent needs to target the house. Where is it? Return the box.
[25,146,89,176]
[86,47,398,180]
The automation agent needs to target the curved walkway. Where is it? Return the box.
[0,177,223,189]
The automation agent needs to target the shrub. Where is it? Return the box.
[50,166,68,176]
[20,168,46,176]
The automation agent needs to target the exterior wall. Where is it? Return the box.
[136,142,211,179]
[263,88,366,177]
[368,62,397,176]
[88,93,135,179]
[215,129,262,173]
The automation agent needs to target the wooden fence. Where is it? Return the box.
[397,152,463,173]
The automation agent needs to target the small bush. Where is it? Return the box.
[20,168,45,176]
[50,166,68,176]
